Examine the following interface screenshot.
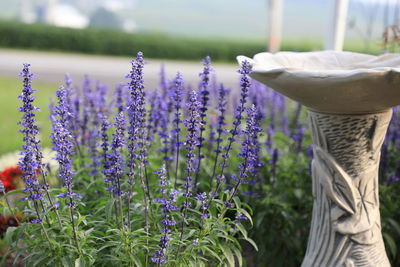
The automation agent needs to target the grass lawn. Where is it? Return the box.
[0,76,56,155]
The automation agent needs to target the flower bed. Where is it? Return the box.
[1,52,399,266]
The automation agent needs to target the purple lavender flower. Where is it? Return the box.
[280,97,289,135]
[52,87,79,204]
[52,86,80,241]
[104,112,126,197]
[195,192,209,219]
[63,75,83,156]
[212,60,252,198]
[159,64,169,101]
[306,144,313,175]
[265,126,274,153]
[151,250,167,266]
[152,166,177,265]
[100,115,111,177]
[157,95,172,176]
[126,52,147,175]
[63,74,76,132]
[235,213,248,222]
[114,84,125,113]
[292,124,305,153]
[95,82,108,115]
[180,90,201,239]
[183,91,201,192]
[226,105,262,205]
[387,174,400,185]
[210,84,229,185]
[87,83,109,177]
[380,139,389,178]
[291,102,302,130]
[194,56,212,185]
[125,52,151,228]
[147,90,162,143]
[170,72,184,186]
[270,148,280,183]
[81,75,92,146]
[72,93,82,144]
[18,64,44,204]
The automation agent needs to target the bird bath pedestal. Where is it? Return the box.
[238,51,400,267]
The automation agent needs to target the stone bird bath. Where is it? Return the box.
[238,51,400,267]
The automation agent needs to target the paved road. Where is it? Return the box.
[0,49,241,90]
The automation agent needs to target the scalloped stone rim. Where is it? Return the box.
[237,51,400,114]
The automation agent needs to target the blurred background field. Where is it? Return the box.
[0,21,384,62]
[0,0,395,63]
[0,76,54,155]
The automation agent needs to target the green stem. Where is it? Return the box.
[2,191,20,225]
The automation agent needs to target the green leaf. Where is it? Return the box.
[105,198,116,221]
[388,218,400,237]
[202,246,222,263]
[4,189,25,197]
[232,246,243,267]
[245,237,259,252]
[237,208,253,226]
[383,232,397,258]
[236,223,248,239]
[5,226,17,246]
[129,254,142,267]
[218,244,235,267]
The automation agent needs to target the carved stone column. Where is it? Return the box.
[302,110,391,267]
[237,50,400,266]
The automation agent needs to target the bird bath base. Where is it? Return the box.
[302,110,391,267]
[237,50,400,266]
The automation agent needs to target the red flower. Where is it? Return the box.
[0,166,22,192]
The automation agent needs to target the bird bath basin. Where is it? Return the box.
[238,51,400,267]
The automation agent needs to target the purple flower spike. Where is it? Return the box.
[227,105,262,205]
[52,87,78,205]
[152,166,177,265]
[210,84,230,185]
[126,51,147,181]
[18,64,44,204]
[125,52,150,229]
[170,72,184,186]
[211,60,252,200]
[104,112,126,197]
[195,192,209,219]
[179,90,202,239]
[194,56,212,185]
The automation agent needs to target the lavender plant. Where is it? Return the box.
[179,90,201,240]
[210,60,252,200]
[171,72,184,186]
[18,64,47,223]
[5,54,335,267]
[194,56,212,187]
[210,84,230,186]
[52,87,82,245]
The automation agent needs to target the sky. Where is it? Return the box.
[130,0,397,43]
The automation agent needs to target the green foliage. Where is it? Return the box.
[3,159,254,266]
[1,65,257,265]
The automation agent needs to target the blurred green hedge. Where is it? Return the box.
[0,21,320,62]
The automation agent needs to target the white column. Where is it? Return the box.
[268,0,283,53]
[325,0,349,51]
